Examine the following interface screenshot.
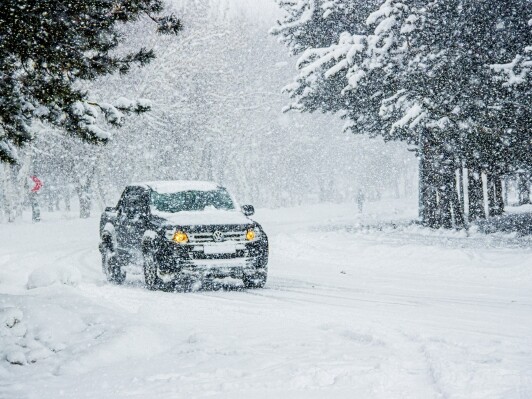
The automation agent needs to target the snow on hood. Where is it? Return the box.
[152,208,252,227]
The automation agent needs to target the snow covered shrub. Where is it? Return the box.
[27,265,81,290]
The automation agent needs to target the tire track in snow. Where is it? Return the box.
[267,277,532,309]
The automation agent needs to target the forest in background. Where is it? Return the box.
[2,0,530,228]
[0,0,415,222]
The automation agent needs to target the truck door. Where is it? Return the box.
[116,187,149,255]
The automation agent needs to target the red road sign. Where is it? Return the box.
[31,176,43,193]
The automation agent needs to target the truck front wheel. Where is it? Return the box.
[243,271,267,289]
[143,249,164,290]
[243,253,268,289]
[100,241,126,285]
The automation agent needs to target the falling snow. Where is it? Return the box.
[1,1,531,398]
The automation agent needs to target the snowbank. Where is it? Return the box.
[0,204,531,398]
[0,306,54,366]
[27,265,81,290]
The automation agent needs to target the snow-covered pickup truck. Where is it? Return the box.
[99,181,268,290]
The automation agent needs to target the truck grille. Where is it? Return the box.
[192,250,246,260]
[188,231,247,243]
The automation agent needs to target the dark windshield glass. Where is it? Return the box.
[150,189,235,213]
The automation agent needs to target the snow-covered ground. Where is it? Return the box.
[1,200,531,398]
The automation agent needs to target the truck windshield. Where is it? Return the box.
[150,189,235,213]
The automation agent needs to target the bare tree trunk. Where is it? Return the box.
[518,172,531,205]
[419,146,439,228]
[94,177,109,212]
[72,148,103,219]
[434,158,465,230]
[30,192,41,222]
[64,186,71,211]
[77,180,92,219]
[47,188,55,212]
[438,170,453,229]
[468,167,485,221]
[487,172,504,216]
[77,169,97,219]
[451,167,465,228]
[12,161,28,219]
[393,178,400,199]
[495,177,504,215]
[502,176,509,207]
[1,164,16,222]
[456,167,464,213]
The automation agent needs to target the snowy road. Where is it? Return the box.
[1,203,531,398]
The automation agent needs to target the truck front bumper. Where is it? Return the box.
[157,259,265,283]
[154,241,268,283]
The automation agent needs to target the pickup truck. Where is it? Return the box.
[99,181,268,290]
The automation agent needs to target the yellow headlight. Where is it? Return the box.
[246,229,255,241]
[172,231,189,243]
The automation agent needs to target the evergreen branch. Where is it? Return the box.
[144,11,182,35]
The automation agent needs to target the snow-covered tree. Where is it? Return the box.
[0,0,182,163]
[273,0,532,227]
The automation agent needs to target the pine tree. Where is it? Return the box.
[273,0,532,228]
[0,0,182,163]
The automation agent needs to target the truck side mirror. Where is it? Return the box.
[241,205,254,216]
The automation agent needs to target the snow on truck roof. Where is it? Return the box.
[133,180,221,193]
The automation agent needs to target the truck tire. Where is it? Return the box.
[101,241,126,285]
[243,271,267,289]
[143,249,164,290]
[243,251,268,289]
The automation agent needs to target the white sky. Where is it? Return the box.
[169,0,281,23]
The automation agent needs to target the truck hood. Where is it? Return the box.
[152,209,252,227]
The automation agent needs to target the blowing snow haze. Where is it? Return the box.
[19,0,415,210]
